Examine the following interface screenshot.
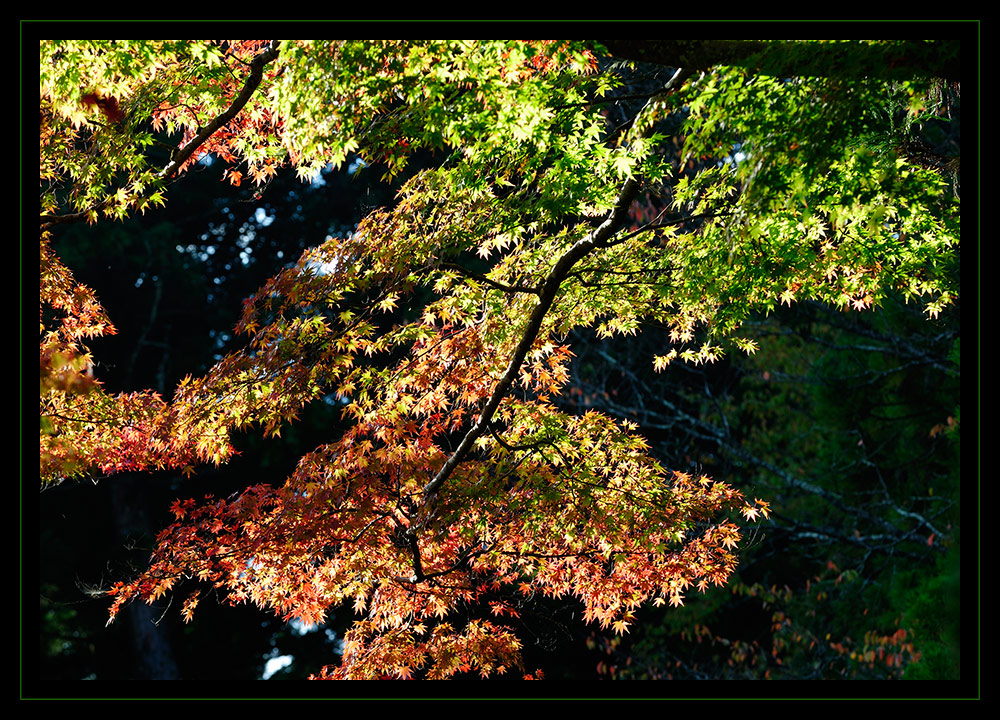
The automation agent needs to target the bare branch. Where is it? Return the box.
[438,262,540,296]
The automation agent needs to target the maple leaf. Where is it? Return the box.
[169,499,187,520]
[181,592,200,623]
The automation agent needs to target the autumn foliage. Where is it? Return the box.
[38,39,958,679]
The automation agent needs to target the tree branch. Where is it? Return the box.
[159,40,281,180]
[418,68,694,511]
[40,41,282,229]
[418,191,637,506]
[438,262,540,296]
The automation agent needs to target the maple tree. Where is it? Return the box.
[38,39,961,680]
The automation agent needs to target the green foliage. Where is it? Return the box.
[875,537,961,681]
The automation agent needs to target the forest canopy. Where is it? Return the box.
[37,37,965,683]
